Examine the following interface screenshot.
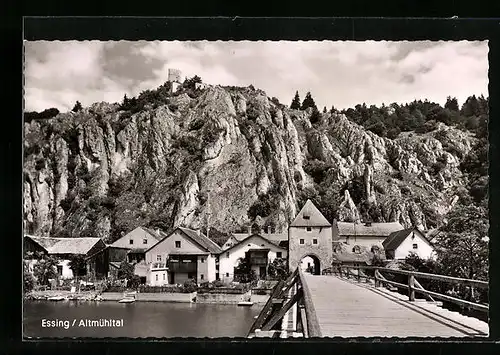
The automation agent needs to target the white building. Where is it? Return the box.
[24,235,106,279]
[383,228,436,260]
[333,221,405,248]
[218,233,288,283]
[145,227,222,285]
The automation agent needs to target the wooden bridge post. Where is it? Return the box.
[374,269,379,287]
[408,275,415,302]
[356,266,360,283]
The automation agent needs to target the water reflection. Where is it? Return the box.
[24,300,262,338]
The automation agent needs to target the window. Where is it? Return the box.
[261,244,265,247]
[226,273,229,277]
[303,215,310,220]
[248,244,251,246]
[277,252,282,258]
[175,241,181,248]
[157,255,162,261]
[226,252,230,257]
[299,239,305,245]
[201,274,204,280]
[163,274,165,280]
[155,274,158,281]
[413,244,418,249]
[313,239,318,245]
[306,227,312,232]
[57,265,63,276]
[143,239,148,244]
[129,239,133,245]
[200,258,205,263]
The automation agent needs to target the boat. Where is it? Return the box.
[118,298,136,303]
[47,296,65,301]
[237,301,254,307]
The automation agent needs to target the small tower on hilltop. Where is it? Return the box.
[168,68,182,94]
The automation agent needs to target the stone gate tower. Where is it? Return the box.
[288,199,333,274]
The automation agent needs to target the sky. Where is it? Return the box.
[24,40,489,113]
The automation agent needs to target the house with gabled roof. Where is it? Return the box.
[144,227,222,285]
[110,226,164,263]
[333,220,405,249]
[218,233,288,283]
[24,235,106,279]
[383,227,435,260]
[222,229,288,250]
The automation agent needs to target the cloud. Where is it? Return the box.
[23,40,489,113]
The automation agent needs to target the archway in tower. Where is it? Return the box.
[300,255,321,275]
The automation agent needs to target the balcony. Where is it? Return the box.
[249,257,268,266]
[168,260,197,273]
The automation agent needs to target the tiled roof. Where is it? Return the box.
[26,235,60,250]
[383,228,429,251]
[290,199,331,227]
[222,233,287,254]
[232,232,287,246]
[141,227,165,241]
[27,236,103,255]
[178,227,223,254]
[336,221,404,237]
[331,242,381,265]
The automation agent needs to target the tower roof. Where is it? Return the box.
[290,199,331,227]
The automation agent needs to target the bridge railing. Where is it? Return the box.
[325,265,489,313]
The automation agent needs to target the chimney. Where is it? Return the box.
[247,226,251,235]
[156,228,160,235]
[197,229,201,236]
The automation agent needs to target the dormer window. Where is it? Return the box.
[306,227,312,232]
[352,245,361,254]
[129,239,133,245]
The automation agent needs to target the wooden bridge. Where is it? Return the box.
[247,266,489,338]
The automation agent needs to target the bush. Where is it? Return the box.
[35,158,45,171]
[24,269,35,294]
[183,279,198,293]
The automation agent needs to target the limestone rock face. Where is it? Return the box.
[23,84,477,241]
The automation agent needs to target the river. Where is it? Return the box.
[23,301,263,338]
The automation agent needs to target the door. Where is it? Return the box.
[259,266,266,279]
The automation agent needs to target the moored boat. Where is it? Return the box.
[237,301,254,307]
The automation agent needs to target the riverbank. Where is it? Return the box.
[26,290,270,305]
[25,290,101,301]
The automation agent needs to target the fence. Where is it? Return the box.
[328,265,489,313]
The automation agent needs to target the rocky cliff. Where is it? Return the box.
[23,83,480,243]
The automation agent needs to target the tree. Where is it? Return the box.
[69,255,87,289]
[234,256,257,283]
[72,101,83,113]
[23,262,35,294]
[290,91,301,110]
[301,92,317,111]
[117,261,135,280]
[267,258,288,280]
[309,107,321,124]
[435,204,489,282]
[461,95,481,117]
[444,96,459,112]
[33,255,59,286]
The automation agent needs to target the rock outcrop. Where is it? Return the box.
[23,84,477,241]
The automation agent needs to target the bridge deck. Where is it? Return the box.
[303,274,488,338]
